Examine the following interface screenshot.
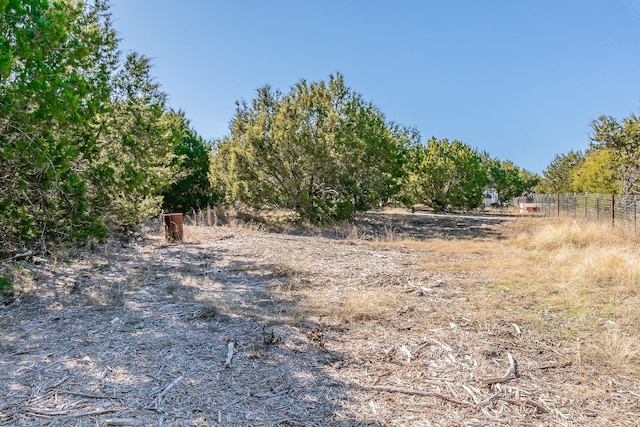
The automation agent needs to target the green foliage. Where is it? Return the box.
[484,156,540,202]
[405,138,486,211]
[0,275,14,304]
[162,121,216,213]
[85,53,183,231]
[211,74,412,222]
[571,148,619,193]
[517,169,541,197]
[1,0,115,250]
[537,109,640,196]
[537,150,584,194]
[591,112,640,194]
[1,0,188,252]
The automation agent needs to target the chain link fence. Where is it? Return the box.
[514,193,640,233]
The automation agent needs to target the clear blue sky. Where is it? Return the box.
[109,0,640,174]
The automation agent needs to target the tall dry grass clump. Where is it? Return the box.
[509,219,640,297]
[289,287,399,325]
[581,326,640,371]
[404,217,640,375]
[503,219,640,374]
[511,218,633,250]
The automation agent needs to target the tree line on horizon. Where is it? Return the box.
[2,0,638,254]
[537,113,640,196]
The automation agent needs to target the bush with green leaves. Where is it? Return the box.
[537,150,584,194]
[405,138,486,211]
[85,53,184,232]
[1,0,115,250]
[591,111,640,194]
[211,74,414,222]
[483,156,540,202]
[1,0,185,253]
[162,124,217,214]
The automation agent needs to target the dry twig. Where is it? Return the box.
[483,353,518,385]
[56,389,115,400]
[0,250,35,263]
[104,419,140,426]
[24,407,118,417]
[501,398,549,413]
[370,385,476,408]
[225,341,235,367]
[156,375,184,406]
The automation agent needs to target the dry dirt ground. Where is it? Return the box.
[1,211,638,426]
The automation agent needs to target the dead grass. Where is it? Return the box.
[3,211,640,426]
[511,218,637,249]
[291,286,400,324]
[377,217,640,379]
[284,215,640,378]
[582,325,640,369]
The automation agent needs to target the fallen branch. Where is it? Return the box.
[156,375,183,404]
[55,389,115,400]
[536,361,571,370]
[370,385,475,408]
[0,250,34,263]
[104,418,139,426]
[225,341,235,368]
[371,385,547,414]
[483,353,517,385]
[511,323,522,335]
[477,392,501,408]
[501,398,548,413]
[25,407,118,417]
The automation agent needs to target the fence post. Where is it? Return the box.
[611,194,615,227]
[556,193,560,217]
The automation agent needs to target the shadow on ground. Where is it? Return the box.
[350,210,515,240]
[1,233,379,426]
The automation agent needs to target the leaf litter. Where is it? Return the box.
[1,212,638,426]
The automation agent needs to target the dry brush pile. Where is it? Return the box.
[1,211,639,426]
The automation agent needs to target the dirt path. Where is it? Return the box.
[1,214,637,426]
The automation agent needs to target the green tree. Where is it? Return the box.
[86,53,183,231]
[517,169,541,197]
[537,150,584,193]
[162,121,216,213]
[571,147,619,193]
[212,74,412,222]
[484,156,540,202]
[591,112,640,194]
[406,138,486,211]
[0,0,116,251]
[1,0,189,253]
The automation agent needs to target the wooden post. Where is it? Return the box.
[162,213,184,241]
[611,194,615,227]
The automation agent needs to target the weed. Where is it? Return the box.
[194,303,219,320]
[0,275,14,304]
[580,327,640,375]
[306,327,325,347]
[292,287,398,325]
[272,262,299,279]
[262,326,282,346]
